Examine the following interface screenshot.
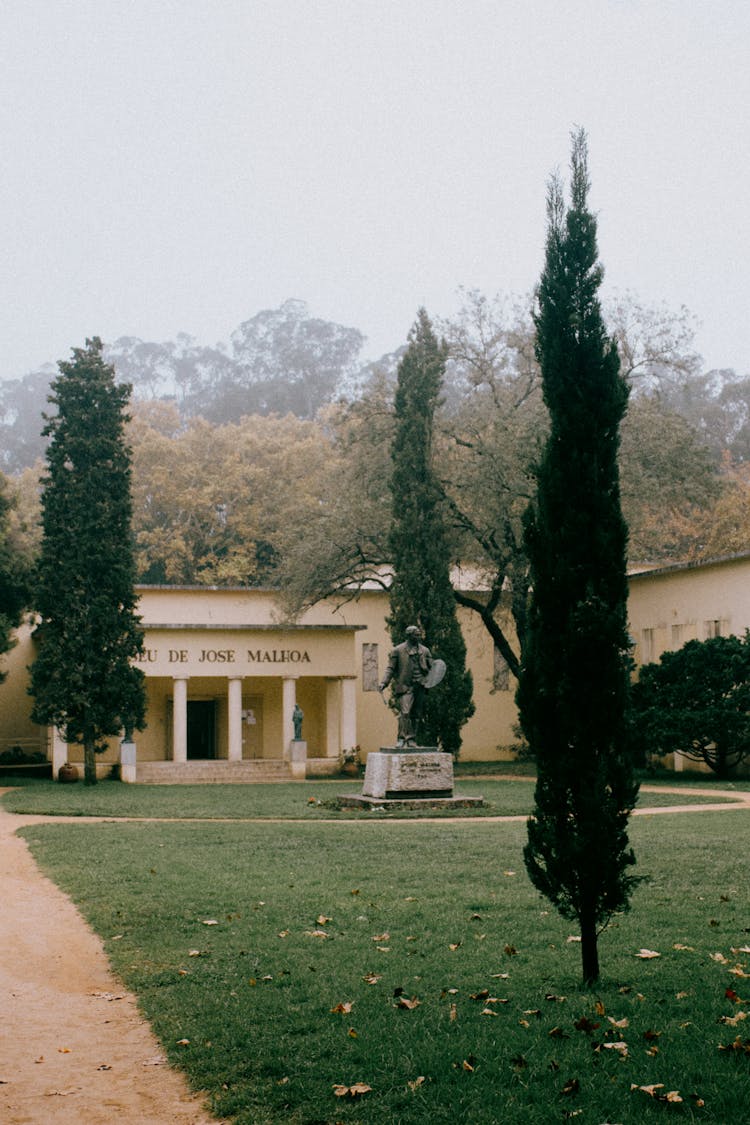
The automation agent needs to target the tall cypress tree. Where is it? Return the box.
[517,132,639,984]
[387,309,474,755]
[30,338,146,785]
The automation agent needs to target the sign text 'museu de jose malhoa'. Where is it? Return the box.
[135,648,312,665]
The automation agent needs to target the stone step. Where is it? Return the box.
[134,759,294,784]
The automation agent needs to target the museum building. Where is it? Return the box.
[2,552,750,781]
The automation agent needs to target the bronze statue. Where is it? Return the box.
[379,625,433,747]
[292,703,303,741]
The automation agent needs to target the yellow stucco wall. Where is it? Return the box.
[3,556,750,770]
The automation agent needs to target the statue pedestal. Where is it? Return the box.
[339,747,483,810]
[363,747,452,799]
[289,739,307,780]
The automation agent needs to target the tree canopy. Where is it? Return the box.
[385,310,474,756]
[630,633,750,778]
[518,130,639,985]
[30,339,146,784]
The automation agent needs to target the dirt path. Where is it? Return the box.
[0,803,224,1125]
[1,783,748,1124]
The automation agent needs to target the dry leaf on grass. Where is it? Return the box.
[333,1082,372,1098]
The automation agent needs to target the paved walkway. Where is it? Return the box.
[0,802,223,1125]
[1,783,748,1123]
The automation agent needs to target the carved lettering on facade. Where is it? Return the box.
[199,649,236,663]
[246,649,311,664]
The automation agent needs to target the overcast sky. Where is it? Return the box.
[2,0,748,381]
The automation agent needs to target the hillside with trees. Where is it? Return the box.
[1,293,748,641]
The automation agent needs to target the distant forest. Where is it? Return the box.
[3,293,750,606]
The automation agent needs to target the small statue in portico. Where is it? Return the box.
[293,703,304,741]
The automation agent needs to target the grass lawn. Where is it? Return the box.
[17,804,750,1124]
[1,776,741,820]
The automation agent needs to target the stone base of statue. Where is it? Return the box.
[338,747,483,810]
[289,739,307,780]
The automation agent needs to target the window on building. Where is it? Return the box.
[671,624,684,650]
[705,619,723,639]
[362,643,380,691]
[641,628,655,664]
[493,647,510,692]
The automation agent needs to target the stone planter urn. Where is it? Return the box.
[58,762,79,783]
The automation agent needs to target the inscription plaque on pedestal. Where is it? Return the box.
[362,748,454,800]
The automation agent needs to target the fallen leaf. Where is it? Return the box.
[408,1075,426,1091]
[96,1064,112,1071]
[363,972,381,985]
[573,1016,600,1034]
[600,1041,629,1057]
[330,1001,353,1014]
[608,1016,629,1029]
[176,1039,190,1046]
[462,1058,475,1072]
[635,949,661,959]
[333,1082,372,1098]
[57,1048,71,1054]
[278,929,290,938]
[549,1026,568,1040]
[481,1008,499,1016]
[594,1000,606,1016]
[711,952,729,964]
[372,932,390,942]
[188,950,202,957]
[449,942,461,951]
[566,935,581,943]
[504,944,517,956]
[201,919,219,926]
[561,1077,580,1096]
[546,993,566,1003]
[719,1010,748,1026]
[305,929,330,939]
[449,1003,457,1022]
[718,1036,750,1055]
[395,996,421,1010]
[317,915,332,925]
[347,1027,358,1038]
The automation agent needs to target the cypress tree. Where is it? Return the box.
[387,309,474,755]
[517,132,639,984]
[30,338,146,785]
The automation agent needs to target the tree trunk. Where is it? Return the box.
[83,738,98,786]
[580,913,600,987]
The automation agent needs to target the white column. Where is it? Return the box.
[340,676,358,754]
[227,678,243,762]
[51,726,68,779]
[282,677,297,760]
[325,679,341,759]
[173,677,188,762]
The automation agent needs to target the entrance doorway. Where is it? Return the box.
[187,700,216,760]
